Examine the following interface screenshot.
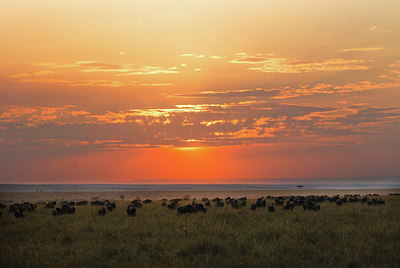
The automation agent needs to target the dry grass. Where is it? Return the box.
[0,195,399,267]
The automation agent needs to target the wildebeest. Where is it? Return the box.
[76,201,88,206]
[143,199,153,204]
[91,200,106,206]
[312,204,320,212]
[216,200,224,207]
[52,205,76,216]
[127,205,136,216]
[250,204,257,211]
[130,200,143,208]
[0,203,7,209]
[9,202,37,213]
[177,204,207,215]
[106,202,116,211]
[14,209,25,218]
[161,201,167,207]
[52,208,63,216]
[256,197,266,208]
[98,207,106,216]
[336,199,342,206]
[268,204,275,212]
[45,202,55,209]
[284,201,295,210]
[168,202,178,210]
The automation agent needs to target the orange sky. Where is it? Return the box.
[0,0,399,183]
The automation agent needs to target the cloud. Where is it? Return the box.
[115,66,179,75]
[337,47,385,53]
[230,53,371,73]
[180,54,225,59]
[174,88,281,98]
[1,101,398,150]
[9,70,57,78]
[18,78,137,88]
[32,61,180,75]
[140,83,173,86]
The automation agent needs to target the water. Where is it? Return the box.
[0,183,399,192]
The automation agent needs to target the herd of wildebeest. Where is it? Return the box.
[1,193,397,220]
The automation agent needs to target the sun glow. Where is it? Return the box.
[175,147,202,151]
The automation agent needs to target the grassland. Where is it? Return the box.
[1,195,399,268]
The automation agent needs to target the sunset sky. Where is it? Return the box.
[1,0,399,183]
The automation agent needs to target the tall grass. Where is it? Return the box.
[1,196,399,267]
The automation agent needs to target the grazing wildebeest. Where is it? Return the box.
[161,201,167,207]
[127,205,136,216]
[216,200,224,207]
[275,198,284,206]
[143,199,152,204]
[14,209,25,218]
[106,202,116,211]
[312,204,320,211]
[76,201,88,206]
[268,204,275,212]
[52,208,63,216]
[204,200,211,207]
[91,200,106,206]
[177,204,207,215]
[284,201,294,210]
[45,201,56,209]
[230,199,242,209]
[60,205,76,214]
[98,207,106,216]
[250,204,257,211]
[256,197,267,208]
[168,202,178,210]
[336,199,342,206]
[130,200,143,208]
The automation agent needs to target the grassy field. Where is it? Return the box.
[1,196,399,268]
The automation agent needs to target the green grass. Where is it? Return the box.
[1,196,399,268]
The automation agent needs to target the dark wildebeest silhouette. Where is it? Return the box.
[60,205,76,214]
[52,208,63,216]
[76,201,88,206]
[336,199,342,206]
[268,204,275,212]
[14,209,25,218]
[216,200,224,207]
[98,207,106,216]
[130,200,143,208]
[45,201,56,209]
[177,204,207,215]
[143,199,152,204]
[250,204,257,211]
[0,204,6,209]
[167,199,179,210]
[284,201,294,210]
[106,202,116,211]
[127,205,136,216]
[256,197,266,208]
[312,204,320,212]
[91,200,106,206]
